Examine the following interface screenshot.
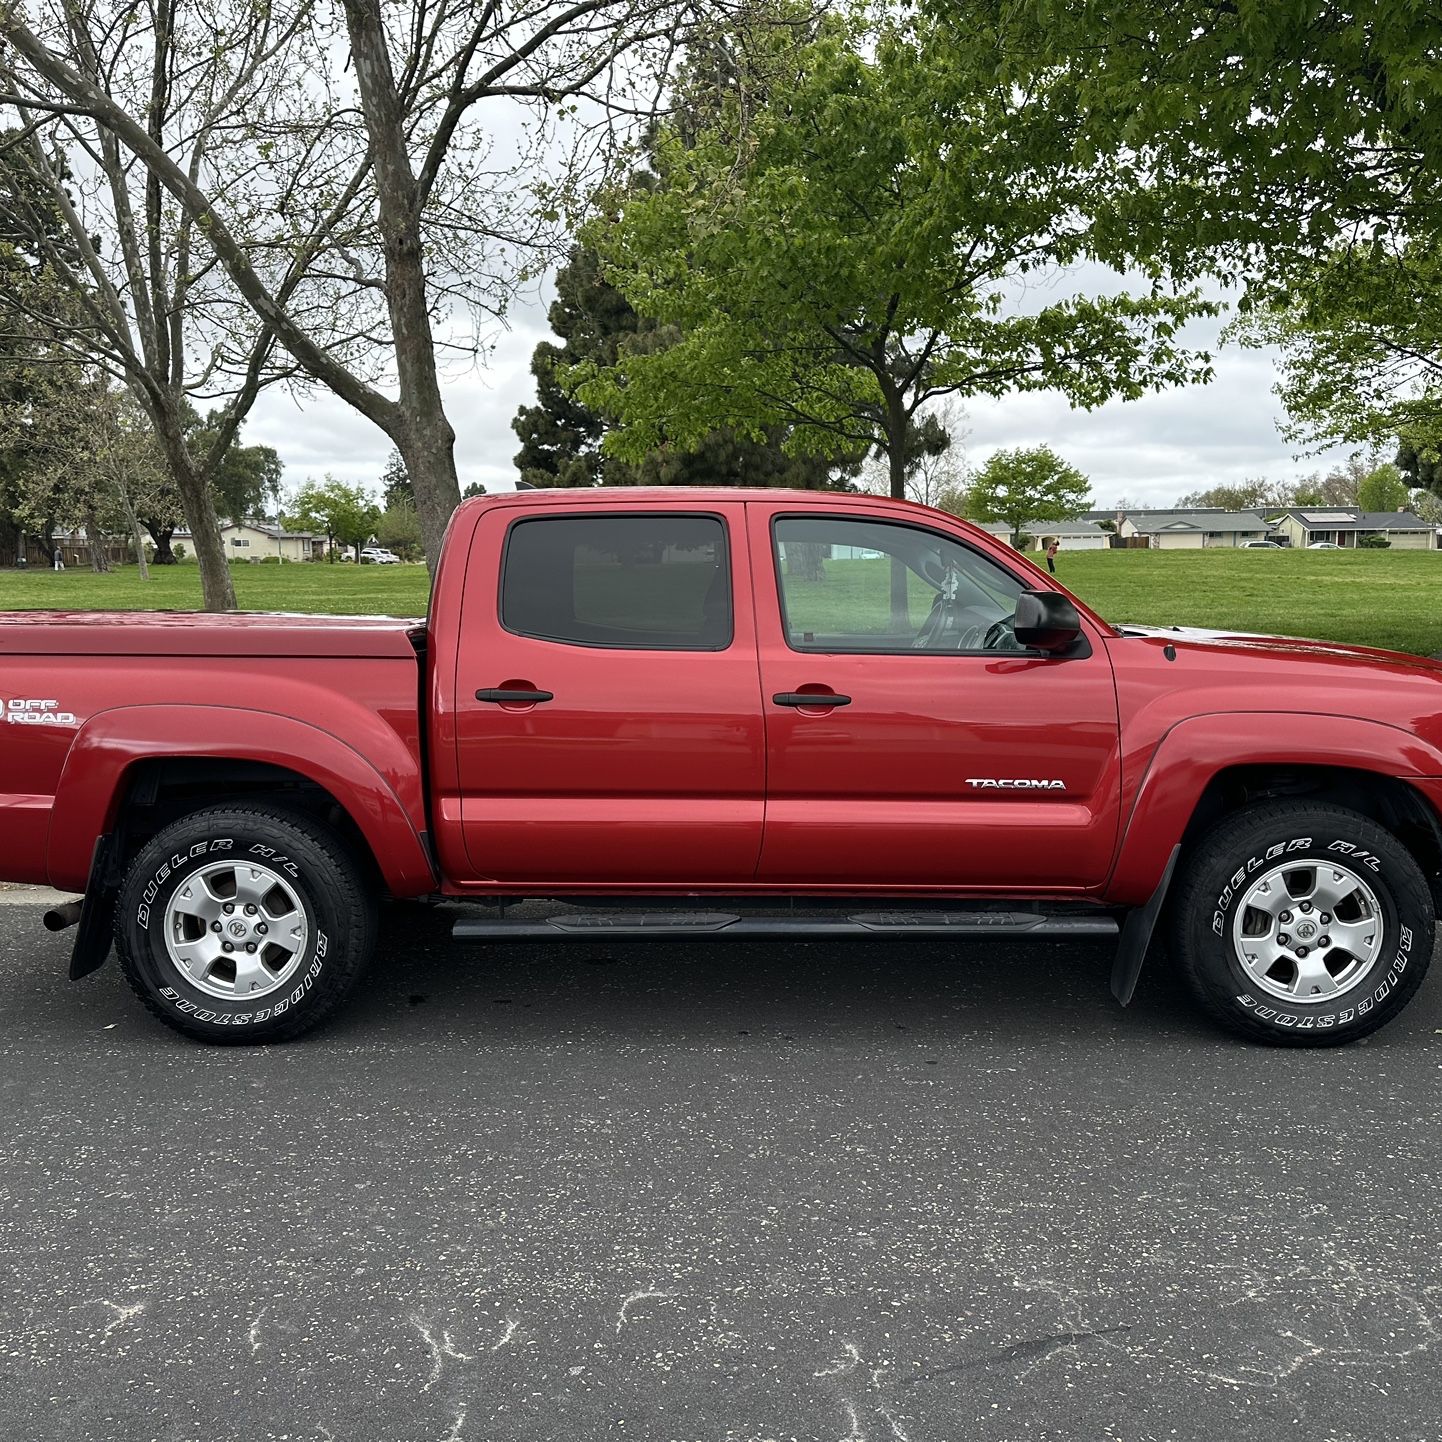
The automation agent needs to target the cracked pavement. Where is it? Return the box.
[2,901,1441,1440]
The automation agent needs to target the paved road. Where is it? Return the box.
[1,900,1441,1442]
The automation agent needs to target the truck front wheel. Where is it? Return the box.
[1171,801,1434,1046]
[114,805,376,1044]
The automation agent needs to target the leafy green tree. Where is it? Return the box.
[573,14,1211,538]
[1239,241,1442,458]
[288,478,381,564]
[380,451,413,511]
[461,482,487,499]
[1358,462,1409,514]
[1397,436,1442,494]
[515,242,852,490]
[375,504,424,561]
[967,447,1091,548]
[186,409,283,521]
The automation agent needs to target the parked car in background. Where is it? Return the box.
[1307,541,1342,550]
[360,547,401,564]
[1242,540,1283,548]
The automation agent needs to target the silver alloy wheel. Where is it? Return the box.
[1233,859,1383,1003]
[163,860,310,1002]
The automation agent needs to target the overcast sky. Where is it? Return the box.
[242,290,1358,513]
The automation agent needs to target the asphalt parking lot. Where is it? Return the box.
[2,898,1441,1442]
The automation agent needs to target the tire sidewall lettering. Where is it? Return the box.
[135,833,328,1027]
[1217,831,1414,1034]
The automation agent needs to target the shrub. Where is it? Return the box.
[1357,535,1392,549]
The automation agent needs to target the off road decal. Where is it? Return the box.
[5,698,77,726]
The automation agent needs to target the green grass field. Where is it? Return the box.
[2,546,1440,656]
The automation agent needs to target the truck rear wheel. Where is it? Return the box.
[1171,801,1434,1046]
[114,805,376,1044]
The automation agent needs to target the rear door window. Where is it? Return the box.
[501,513,732,649]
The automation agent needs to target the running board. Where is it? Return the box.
[451,909,1120,941]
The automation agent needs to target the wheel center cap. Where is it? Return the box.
[1295,920,1318,940]
[228,919,248,938]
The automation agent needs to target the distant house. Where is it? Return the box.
[1116,509,1277,549]
[219,520,329,561]
[1268,508,1438,551]
[973,520,1110,552]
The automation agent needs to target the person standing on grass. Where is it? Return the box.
[1045,538,1059,575]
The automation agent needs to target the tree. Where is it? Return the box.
[971,3,1442,275]
[1358,462,1409,514]
[0,11,330,608]
[1237,240,1442,459]
[967,447,1091,547]
[1399,437,1442,494]
[375,504,424,561]
[0,365,167,574]
[1175,479,1293,511]
[1,0,697,576]
[380,452,413,512]
[514,241,853,490]
[461,482,487,500]
[288,479,381,563]
[573,10,1212,609]
[187,411,283,522]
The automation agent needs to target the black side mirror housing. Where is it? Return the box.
[1014,590,1082,652]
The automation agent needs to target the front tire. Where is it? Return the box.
[115,805,376,1044]
[1171,801,1434,1046]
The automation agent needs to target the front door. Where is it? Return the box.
[454,503,765,885]
[750,505,1121,891]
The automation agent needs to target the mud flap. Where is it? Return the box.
[1110,843,1181,1006]
[69,835,119,981]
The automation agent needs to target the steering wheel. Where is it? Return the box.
[981,614,1019,651]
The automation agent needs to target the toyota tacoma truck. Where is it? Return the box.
[4,488,1439,1047]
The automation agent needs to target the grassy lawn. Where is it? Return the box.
[1053,547,1442,657]
[1,546,1440,656]
[0,562,431,617]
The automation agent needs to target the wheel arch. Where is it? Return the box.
[1109,712,1442,905]
[48,705,436,898]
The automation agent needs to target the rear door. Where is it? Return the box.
[453,502,765,884]
[750,504,1122,891]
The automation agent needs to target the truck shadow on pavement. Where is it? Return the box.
[334,900,1252,1051]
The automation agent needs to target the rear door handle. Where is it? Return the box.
[476,688,554,704]
[773,691,851,707]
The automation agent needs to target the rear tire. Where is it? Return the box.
[1171,801,1434,1045]
[115,805,376,1044]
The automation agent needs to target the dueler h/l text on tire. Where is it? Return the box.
[1171,801,1434,1046]
[114,806,377,1044]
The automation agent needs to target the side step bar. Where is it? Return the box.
[452,910,1120,941]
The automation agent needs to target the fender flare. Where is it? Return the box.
[1108,710,1442,906]
[47,704,436,897]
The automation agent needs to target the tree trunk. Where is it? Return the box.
[84,508,112,572]
[117,483,150,580]
[344,0,461,577]
[153,414,236,609]
[145,522,176,563]
[885,397,910,629]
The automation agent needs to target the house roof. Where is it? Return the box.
[1274,508,1432,531]
[974,519,1106,537]
[221,519,322,541]
[1125,510,1274,533]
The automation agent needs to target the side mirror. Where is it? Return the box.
[1014,590,1082,652]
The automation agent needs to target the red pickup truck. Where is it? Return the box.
[5,488,1439,1047]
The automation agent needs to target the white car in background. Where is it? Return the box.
[360,547,401,564]
[1241,540,1283,548]
[1307,541,1342,550]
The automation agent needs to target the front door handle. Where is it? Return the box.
[476,687,554,704]
[773,691,851,707]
